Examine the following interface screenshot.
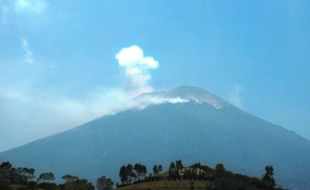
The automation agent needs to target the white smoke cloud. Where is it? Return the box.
[133,96,189,110]
[229,84,246,109]
[116,45,159,94]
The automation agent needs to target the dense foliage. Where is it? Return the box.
[117,161,284,190]
[0,161,96,190]
[0,160,284,190]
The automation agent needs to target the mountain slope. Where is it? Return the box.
[0,86,309,190]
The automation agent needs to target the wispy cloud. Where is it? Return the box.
[229,84,246,109]
[0,0,47,24]
[14,0,47,15]
[0,1,10,24]
[20,37,34,64]
[116,45,159,95]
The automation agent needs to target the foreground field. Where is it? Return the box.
[118,180,210,190]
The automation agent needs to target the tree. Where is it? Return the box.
[119,164,137,184]
[62,174,79,183]
[38,172,55,183]
[262,165,275,189]
[141,165,147,179]
[129,168,137,183]
[158,165,163,173]
[0,162,12,170]
[17,167,35,182]
[153,164,162,177]
[169,162,179,179]
[169,162,175,171]
[119,165,128,184]
[134,163,147,180]
[153,165,158,176]
[215,163,225,174]
[264,166,274,178]
[175,160,183,170]
[0,162,12,189]
[60,175,94,190]
[97,176,114,190]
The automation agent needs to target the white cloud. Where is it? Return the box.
[20,37,34,64]
[15,0,46,15]
[228,84,246,109]
[116,45,159,94]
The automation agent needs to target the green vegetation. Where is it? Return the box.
[0,161,95,190]
[0,160,285,190]
[117,161,285,190]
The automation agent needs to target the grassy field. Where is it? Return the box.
[118,180,211,190]
[10,184,44,190]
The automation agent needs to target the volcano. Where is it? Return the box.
[1,86,309,189]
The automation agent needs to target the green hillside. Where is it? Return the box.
[117,161,285,190]
[118,180,282,190]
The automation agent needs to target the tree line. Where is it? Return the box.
[117,160,279,190]
[0,161,107,190]
[0,160,281,190]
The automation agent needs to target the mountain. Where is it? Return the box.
[1,86,310,189]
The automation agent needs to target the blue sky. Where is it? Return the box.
[0,0,309,151]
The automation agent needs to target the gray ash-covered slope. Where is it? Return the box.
[1,86,310,189]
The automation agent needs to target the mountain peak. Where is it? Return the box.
[171,85,216,97]
[138,85,227,109]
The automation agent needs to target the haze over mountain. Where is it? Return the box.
[1,86,309,190]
